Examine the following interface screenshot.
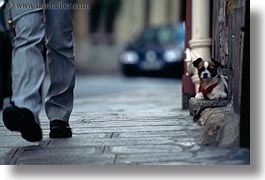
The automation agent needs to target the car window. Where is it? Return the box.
[132,25,185,48]
[175,23,185,43]
[156,28,175,46]
[134,28,155,47]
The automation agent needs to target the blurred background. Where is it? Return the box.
[74,0,185,77]
[0,0,250,151]
[1,0,187,109]
[0,0,250,152]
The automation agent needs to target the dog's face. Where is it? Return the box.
[192,58,221,79]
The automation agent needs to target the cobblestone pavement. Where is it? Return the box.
[0,78,249,165]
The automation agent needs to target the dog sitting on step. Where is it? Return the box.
[192,58,228,100]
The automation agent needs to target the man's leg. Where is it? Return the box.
[45,0,75,138]
[2,0,44,142]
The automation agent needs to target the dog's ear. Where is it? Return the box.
[193,58,203,68]
[211,58,221,68]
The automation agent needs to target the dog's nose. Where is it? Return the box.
[202,72,208,78]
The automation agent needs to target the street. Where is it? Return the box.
[0,75,249,165]
[74,75,182,99]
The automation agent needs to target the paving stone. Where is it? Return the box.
[17,146,104,158]
[218,160,249,165]
[225,148,250,164]
[187,158,222,165]
[188,144,203,152]
[0,148,11,164]
[106,145,183,154]
[0,148,11,157]
[141,161,196,165]
[15,154,115,165]
[65,125,183,134]
[0,130,21,136]
[48,136,176,148]
[194,149,231,159]
[76,116,184,123]
[182,123,203,130]
[70,131,109,138]
[116,152,193,164]
[114,130,189,138]
[0,136,39,148]
[174,138,198,147]
[75,120,180,127]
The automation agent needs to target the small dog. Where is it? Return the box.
[192,58,228,100]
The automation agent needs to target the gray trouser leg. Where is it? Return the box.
[45,0,76,122]
[10,0,75,123]
[10,0,45,123]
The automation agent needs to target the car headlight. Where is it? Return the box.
[0,0,5,8]
[163,49,183,62]
[120,51,139,64]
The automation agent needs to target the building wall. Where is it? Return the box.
[115,0,145,44]
[212,0,249,147]
[149,0,168,26]
[74,0,183,43]
[116,0,182,43]
[74,9,88,39]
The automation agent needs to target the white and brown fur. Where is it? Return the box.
[193,58,228,100]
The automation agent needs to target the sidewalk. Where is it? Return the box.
[0,85,249,165]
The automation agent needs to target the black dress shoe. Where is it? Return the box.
[2,106,42,142]
[49,120,72,138]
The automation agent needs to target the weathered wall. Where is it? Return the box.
[190,0,249,147]
[212,0,249,147]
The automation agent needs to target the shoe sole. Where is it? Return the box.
[3,107,42,142]
[49,129,72,138]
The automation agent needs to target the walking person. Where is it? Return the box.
[2,0,76,142]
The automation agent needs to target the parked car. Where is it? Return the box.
[120,23,185,77]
